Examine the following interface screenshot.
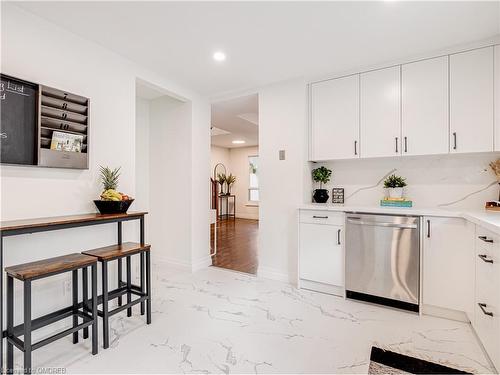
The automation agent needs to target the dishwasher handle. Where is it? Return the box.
[346,219,418,229]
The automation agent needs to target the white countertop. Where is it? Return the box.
[299,203,500,234]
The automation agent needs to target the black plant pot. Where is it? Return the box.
[94,199,134,214]
[313,189,329,203]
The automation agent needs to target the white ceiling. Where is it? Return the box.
[13,2,500,97]
[211,94,258,148]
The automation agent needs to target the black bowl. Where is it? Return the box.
[94,199,134,214]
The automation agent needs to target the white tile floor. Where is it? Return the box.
[13,263,495,374]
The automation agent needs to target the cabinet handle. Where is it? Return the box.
[395,137,399,153]
[313,215,328,219]
[354,140,358,156]
[478,254,494,264]
[478,303,494,317]
[426,220,431,238]
[453,132,457,150]
[337,229,341,245]
[478,236,494,243]
[404,137,408,153]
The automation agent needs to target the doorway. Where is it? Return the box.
[210,94,259,274]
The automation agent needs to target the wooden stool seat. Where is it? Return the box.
[82,242,150,261]
[5,253,97,281]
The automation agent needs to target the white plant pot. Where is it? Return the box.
[388,187,404,199]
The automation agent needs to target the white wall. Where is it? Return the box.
[210,146,230,179]
[135,97,151,213]
[1,3,210,327]
[258,79,308,282]
[210,146,260,220]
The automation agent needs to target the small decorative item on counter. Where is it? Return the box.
[383,174,407,199]
[225,173,236,195]
[380,198,413,208]
[485,201,500,211]
[489,158,500,202]
[94,166,134,214]
[332,188,344,204]
[217,173,226,195]
[312,166,332,203]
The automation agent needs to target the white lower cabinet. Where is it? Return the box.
[473,227,500,371]
[422,217,474,319]
[299,210,344,296]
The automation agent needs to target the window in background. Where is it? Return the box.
[248,155,259,202]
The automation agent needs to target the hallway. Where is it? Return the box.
[211,218,258,275]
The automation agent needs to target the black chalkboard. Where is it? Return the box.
[0,74,38,165]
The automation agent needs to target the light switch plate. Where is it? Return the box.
[279,150,286,160]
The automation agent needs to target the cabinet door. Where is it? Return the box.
[450,47,494,153]
[310,75,359,160]
[495,45,500,151]
[402,56,449,156]
[360,66,401,158]
[423,217,474,316]
[299,223,343,287]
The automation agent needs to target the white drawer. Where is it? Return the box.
[476,227,500,252]
[299,210,344,225]
[475,226,500,370]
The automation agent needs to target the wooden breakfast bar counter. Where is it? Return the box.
[0,211,148,371]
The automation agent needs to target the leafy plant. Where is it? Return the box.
[225,173,236,186]
[312,166,332,189]
[217,173,226,185]
[383,174,407,188]
[99,166,121,191]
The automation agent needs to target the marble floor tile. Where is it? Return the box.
[12,263,495,374]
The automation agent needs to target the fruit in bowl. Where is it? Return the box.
[94,166,134,214]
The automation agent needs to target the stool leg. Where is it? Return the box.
[24,280,32,374]
[102,261,109,349]
[146,251,151,325]
[140,252,145,316]
[72,270,79,344]
[82,267,89,339]
[7,275,13,373]
[91,263,98,355]
[126,256,132,317]
[117,258,122,307]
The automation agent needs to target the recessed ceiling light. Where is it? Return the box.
[232,140,245,144]
[213,51,226,62]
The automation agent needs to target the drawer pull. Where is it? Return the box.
[337,229,341,245]
[478,303,494,317]
[478,254,494,264]
[312,215,328,219]
[478,236,494,243]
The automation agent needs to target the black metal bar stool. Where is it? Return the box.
[82,242,151,349]
[5,253,98,374]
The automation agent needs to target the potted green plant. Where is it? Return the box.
[312,166,332,203]
[225,173,236,195]
[383,174,407,199]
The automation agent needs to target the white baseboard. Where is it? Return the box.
[299,279,344,297]
[235,213,259,220]
[257,266,290,282]
[421,304,470,323]
[155,256,192,272]
[191,255,213,272]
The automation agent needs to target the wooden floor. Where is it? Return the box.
[210,218,258,275]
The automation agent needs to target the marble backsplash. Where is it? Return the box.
[311,152,500,210]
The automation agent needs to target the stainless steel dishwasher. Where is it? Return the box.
[345,213,420,312]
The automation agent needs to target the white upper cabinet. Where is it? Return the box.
[310,75,360,160]
[450,47,494,153]
[360,66,401,158]
[402,56,449,156]
[495,45,500,151]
